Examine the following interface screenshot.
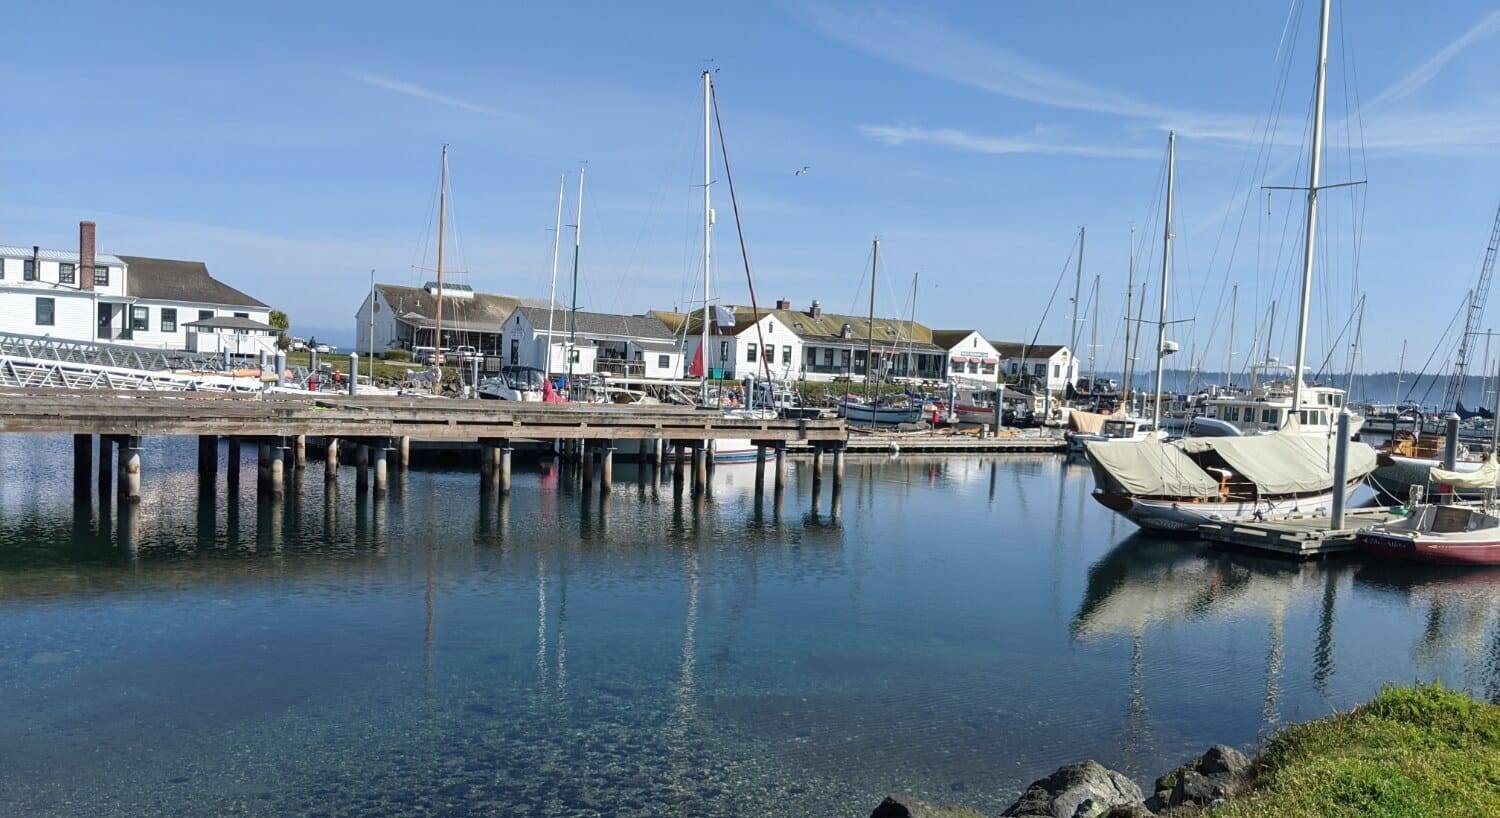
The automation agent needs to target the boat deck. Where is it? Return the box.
[1197,506,1406,559]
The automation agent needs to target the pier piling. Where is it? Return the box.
[673,443,685,483]
[773,443,786,493]
[397,436,410,469]
[118,435,142,503]
[198,435,218,482]
[324,437,339,482]
[97,434,113,500]
[581,442,595,490]
[692,444,708,492]
[372,445,388,494]
[355,444,369,491]
[755,444,767,487]
[601,445,614,494]
[73,433,92,499]
[293,435,307,469]
[268,441,286,497]
[832,445,846,488]
[500,446,513,494]
[227,437,241,490]
[812,446,824,484]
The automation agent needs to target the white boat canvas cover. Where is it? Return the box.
[1085,437,1220,499]
[1430,455,1500,490]
[1178,425,1376,495]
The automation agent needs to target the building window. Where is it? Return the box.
[59,263,75,284]
[745,343,757,363]
[510,339,519,364]
[199,309,213,321]
[161,308,177,333]
[1033,363,1045,377]
[0,259,5,279]
[806,348,816,364]
[658,354,670,369]
[782,345,792,365]
[94,265,109,286]
[766,345,776,364]
[825,348,834,366]
[1052,364,1061,377]
[36,297,55,326]
[767,320,774,334]
[131,306,149,332]
[719,341,728,362]
[24,259,36,281]
[233,312,249,319]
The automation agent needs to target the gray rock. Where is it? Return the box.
[869,794,987,818]
[1002,761,1145,818]
[1169,770,1230,807]
[1197,744,1250,778]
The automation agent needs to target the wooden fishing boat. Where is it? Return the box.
[1357,504,1500,566]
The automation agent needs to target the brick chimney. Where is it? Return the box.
[775,298,791,311]
[79,221,96,290]
[808,300,822,319]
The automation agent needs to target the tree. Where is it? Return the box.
[269,310,291,351]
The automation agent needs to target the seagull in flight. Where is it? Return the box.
[794,166,811,176]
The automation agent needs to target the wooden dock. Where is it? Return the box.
[1197,506,1403,559]
[791,432,1066,455]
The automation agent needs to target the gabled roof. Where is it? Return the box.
[375,284,549,334]
[991,341,1068,359]
[930,329,990,350]
[512,306,674,340]
[118,255,269,308]
[653,306,944,352]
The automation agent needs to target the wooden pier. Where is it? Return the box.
[1197,506,1404,559]
[0,388,847,503]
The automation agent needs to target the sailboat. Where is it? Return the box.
[1086,0,1376,532]
[837,238,925,425]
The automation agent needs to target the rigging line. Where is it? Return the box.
[1418,333,1464,409]
[1022,238,1078,374]
[1404,294,1468,404]
[1312,298,1361,379]
[710,81,772,381]
[411,163,443,286]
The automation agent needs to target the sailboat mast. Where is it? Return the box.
[1289,0,1332,414]
[433,144,447,396]
[1088,273,1099,390]
[545,173,565,375]
[865,237,879,402]
[1071,226,1085,365]
[1226,283,1238,389]
[1122,225,1135,401]
[908,271,919,379]
[700,69,713,402]
[1152,131,1175,430]
[1395,339,1407,403]
[568,166,586,391]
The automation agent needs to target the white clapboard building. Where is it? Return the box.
[0,221,277,359]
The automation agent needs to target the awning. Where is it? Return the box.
[629,339,679,351]
[1178,423,1376,495]
[1085,437,1220,499]
[185,316,277,332]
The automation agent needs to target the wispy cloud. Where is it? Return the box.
[859,124,1155,160]
[348,71,507,116]
[809,2,1500,156]
[1366,9,1500,109]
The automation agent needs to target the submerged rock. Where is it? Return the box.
[869,794,987,818]
[1001,761,1145,818]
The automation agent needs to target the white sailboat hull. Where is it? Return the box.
[1093,480,1362,533]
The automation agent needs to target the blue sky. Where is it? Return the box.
[4,1,1499,370]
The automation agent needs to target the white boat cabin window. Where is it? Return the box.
[1261,408,1280,424]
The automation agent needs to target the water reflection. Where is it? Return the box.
[1,435,1498,817]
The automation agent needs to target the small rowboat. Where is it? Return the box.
[1357,504,1500,566]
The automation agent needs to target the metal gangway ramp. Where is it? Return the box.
[0,331,259,393]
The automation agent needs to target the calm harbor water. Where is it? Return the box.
[1,436,1497,816]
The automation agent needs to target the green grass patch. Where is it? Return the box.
[1211,683,1500,818]
[285,349,450,386]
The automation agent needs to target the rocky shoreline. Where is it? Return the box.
[869,744,1252,818]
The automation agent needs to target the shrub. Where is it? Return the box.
[383,349,412,362]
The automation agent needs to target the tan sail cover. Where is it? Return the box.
[1068,410,1110,434]
[1084,438,1220,499]
[1430,455,1500,490]
[1178,427,1376,495]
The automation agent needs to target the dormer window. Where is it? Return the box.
[59,263,75,284]
[95,265,110,286]
[23,259,36,281]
